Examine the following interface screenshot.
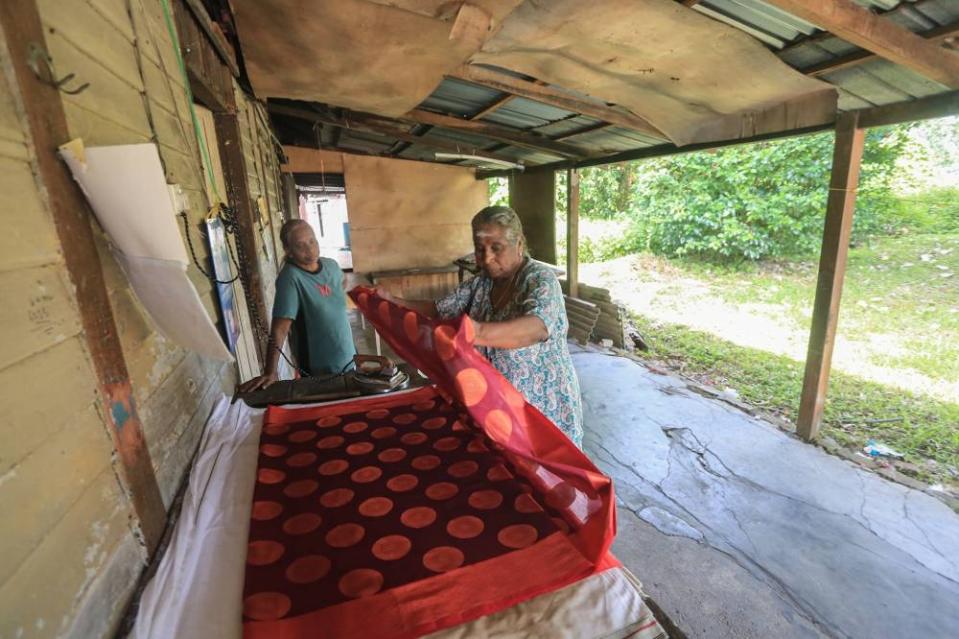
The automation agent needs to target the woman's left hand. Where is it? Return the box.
[471,321,487,346]
[469,316,546,349]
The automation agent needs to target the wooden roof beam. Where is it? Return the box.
[804,20,959,77]
[404,107,590,159]
[856,89,959,128]
[764,0,959,88]
[268,103,520,163]
[450,65,666,139]
[471,93,518,120]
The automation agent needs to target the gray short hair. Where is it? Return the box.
[280,219,311,250]
[472,206,528,253]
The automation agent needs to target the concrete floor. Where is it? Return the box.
[574,350,959,639]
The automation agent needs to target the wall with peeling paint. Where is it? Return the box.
[235,84,286,315]
[0,33,142,638]
[0,1,284,637]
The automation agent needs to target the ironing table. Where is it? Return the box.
[132,290,667,639]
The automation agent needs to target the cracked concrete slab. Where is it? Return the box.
[576,351,959,639]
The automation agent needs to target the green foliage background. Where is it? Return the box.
[550,118,959,262]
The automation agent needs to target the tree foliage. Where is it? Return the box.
[557,127,912,262]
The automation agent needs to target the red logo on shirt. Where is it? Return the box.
[317,284,332,297]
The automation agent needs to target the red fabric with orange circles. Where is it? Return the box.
[241,289,617,639]
[348,287,615,565]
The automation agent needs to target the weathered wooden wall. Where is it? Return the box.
[237,89,285,311]
[0,39,143,639]
[0,1,284,636]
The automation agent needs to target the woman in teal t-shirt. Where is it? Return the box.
[240,220,355,392]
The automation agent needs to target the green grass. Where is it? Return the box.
[629,313,959,485]
[669,233,959,382]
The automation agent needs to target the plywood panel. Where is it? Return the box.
[345,154,486,227]
[0,158,62,271]
[233,0,522,116]
[0,465,137,639]
[0,406,115,586]
[343,154,486,272]
[472,0,836,147]
[351,225,473,272]
[0,265,83,370]
[0,337,97,474]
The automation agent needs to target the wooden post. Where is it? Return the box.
[215,108,271,358]
[566,169,580,298]
[510,171,557,264]
[0,0,166,549]
[797,112,866,441]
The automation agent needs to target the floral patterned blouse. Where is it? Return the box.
[436,259,584,447]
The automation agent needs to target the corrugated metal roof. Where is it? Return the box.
[421,78,503,118]
[573,126,663,153]
[769,0,957,108]
[405,1,957,167]
[693,0,910,49]
[272,1,957,169]
[336,130,395,155]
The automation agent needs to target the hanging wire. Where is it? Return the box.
[155,0,274,354]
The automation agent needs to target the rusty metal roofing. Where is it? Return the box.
[271,0,958,171]
[411,0,958,147]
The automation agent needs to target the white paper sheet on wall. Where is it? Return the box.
[59,140,233,362]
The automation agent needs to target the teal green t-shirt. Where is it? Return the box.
[273,258,355,375]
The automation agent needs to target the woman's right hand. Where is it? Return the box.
[238,371,278,394]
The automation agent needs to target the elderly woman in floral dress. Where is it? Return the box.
[378,205,584,447]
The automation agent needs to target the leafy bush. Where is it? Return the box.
[893,187,959,234]
[488,177,509,206]
[556,218,643,263]
[629,128,909,261]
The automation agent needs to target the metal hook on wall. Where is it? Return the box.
[26,42,90,95]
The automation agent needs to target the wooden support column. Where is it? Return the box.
[510,171,557,264]
[281,172,299,221]
[215,106,270,357]
[0,0,165,549]
[797,112,866,441]
[566,169,580,298]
